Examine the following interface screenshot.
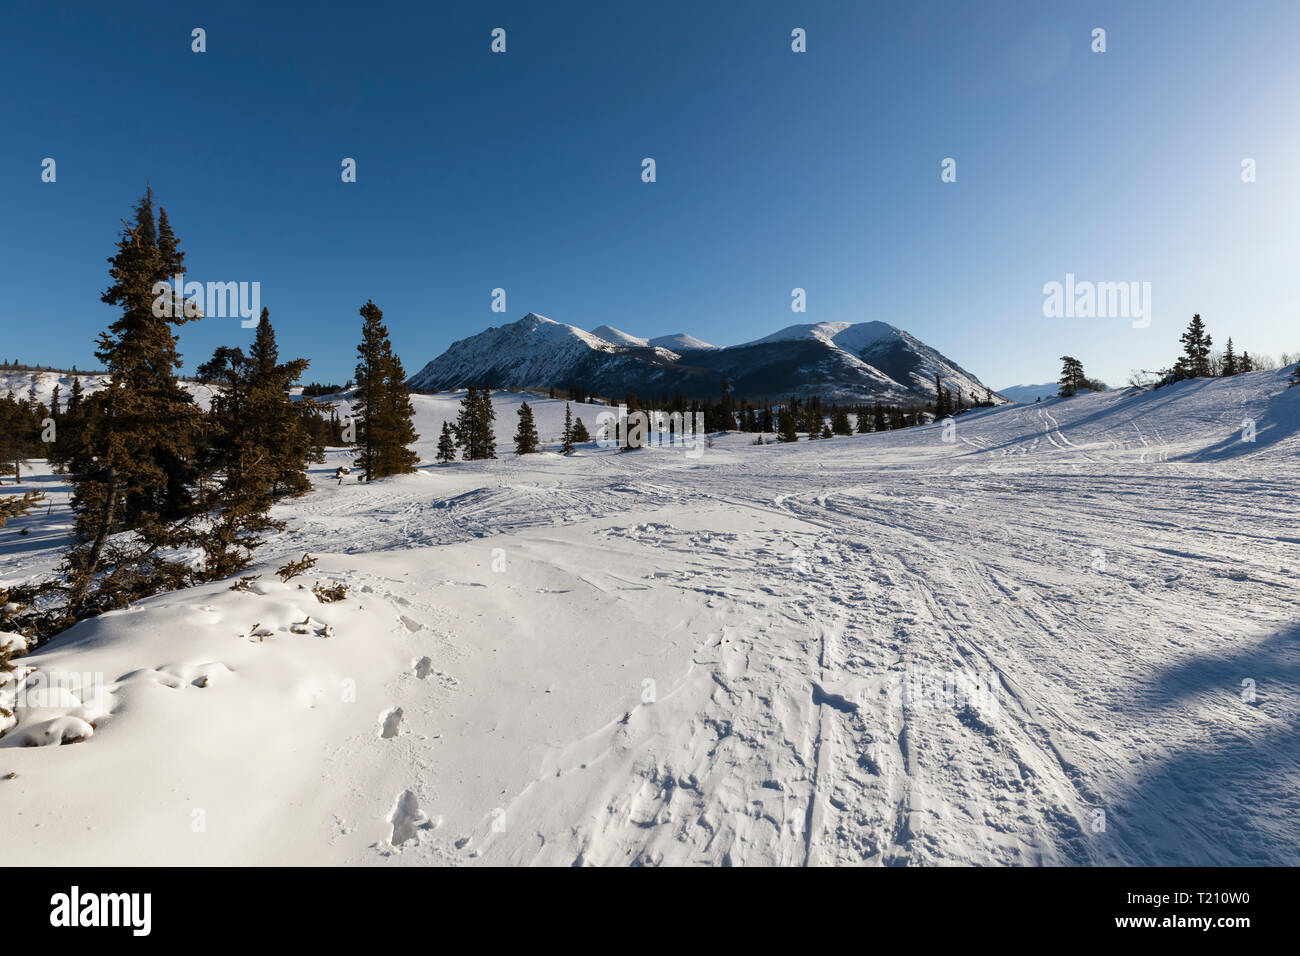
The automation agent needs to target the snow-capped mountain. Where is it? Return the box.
[408,313,1001,405]
[997,383,1062,404]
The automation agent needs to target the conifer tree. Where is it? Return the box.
[1058,356,1088,397]
[353,300,419,479]
[831,408,852,436]
[873,402,887,431]
[561,402,575,454]
[856,405,871,434]
[1222,338,1238,376]
[58,190,208,627]
[776,408,799,443]
[436,421,456,462]
[474,385,497,459]
[514,401,540,454]
[1177,314,1213,378]
[570,417,590,444]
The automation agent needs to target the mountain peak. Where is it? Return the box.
[409,313,997,403]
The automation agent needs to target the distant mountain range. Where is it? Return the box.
[407,313,1003,405]
[997,382,1110,403]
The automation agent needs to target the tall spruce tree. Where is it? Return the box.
[1177,314,1213,378]
[514,402,540,454]
[561,402,575,454]
[58,190,207,627]
[353,300,419,480]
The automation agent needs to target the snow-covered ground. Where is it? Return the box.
[2,370,1297,866]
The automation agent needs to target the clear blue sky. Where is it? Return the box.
[3,0,1297,389]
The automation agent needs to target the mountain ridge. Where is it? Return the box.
[408,313,1002,405]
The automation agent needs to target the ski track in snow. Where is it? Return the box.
[1,371,1298,866]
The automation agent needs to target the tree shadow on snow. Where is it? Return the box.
[1095,620,1300,865]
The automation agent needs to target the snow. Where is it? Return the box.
[590,325,649,348]
[0,369,220,412]
[1,368,1297,865]
[647,333,716,352]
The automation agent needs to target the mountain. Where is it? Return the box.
[589,326,717,352]
[999,382,1110,404]
[998,383,1061,404]
[408,313,1001,405]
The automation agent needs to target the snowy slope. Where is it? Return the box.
[590,325,648,348]
[2,369,1297,866]
[648,333,715,352]
[0,369,220,411]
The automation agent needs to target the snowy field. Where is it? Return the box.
[1,371,1297,866]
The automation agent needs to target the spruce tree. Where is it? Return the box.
[436,421,456,462]
[570,417,590,443]
[514,402,540,454]
[474,385,497,459]
[873,402,886,431]
[353,300,419,479]
[831,408,852,436]
[561,402,575,454]
[59,190,207,627]
[453,386,480,459]
[776,408,799,443]
[1222,338,1238,376]
[1058,356,1088,396]
[248,309,313,496]
[1177,314,1213,378]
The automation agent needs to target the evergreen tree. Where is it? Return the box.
[1177,314,1213,378]
[353,300,419,479]
[776,408,799,443]
[820,422,833,439]
[248,309,313,496]
[873,402,887,431]
[934,376,948,417]
[561,402,575,454]
[1222,338,1238,376]
[453,385,497,460]
[436,421,456,463]
[570,417,590,444]
[831,408,852,436]
[514,401,540,454]
[59,190,208,628]
[1240,350,1255,373]
[1058,356,1088,396]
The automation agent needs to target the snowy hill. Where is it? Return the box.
[0,368,220,411]
[409,314,998,405]
[2,368,1297,866]
[997,382,1061,404]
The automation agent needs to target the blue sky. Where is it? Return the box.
[3,0,1297,389]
